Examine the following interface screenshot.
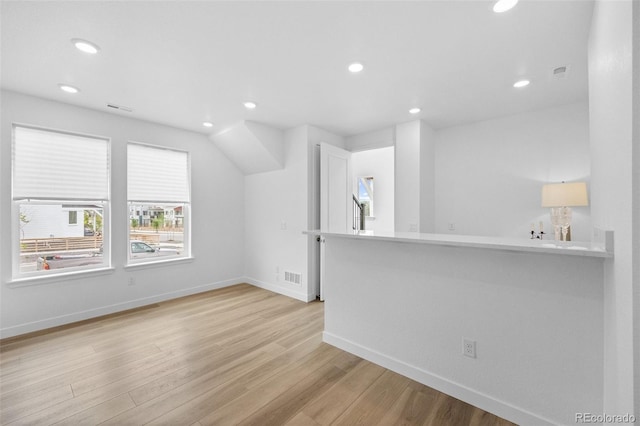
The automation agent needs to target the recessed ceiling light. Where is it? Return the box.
[71,38,100,54]
[493,0,519,13]
[513,79,530,88]
[58,84,80,94]
[409,107,421,114]
[243,101,257,109]
[202,121,214,128]
[348,62,364,73]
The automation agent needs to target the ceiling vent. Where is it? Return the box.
[552,65,570,80]
[106,103,133,112]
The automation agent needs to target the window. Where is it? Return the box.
[68,211,78,225]
[358,176,374,217]
[12,125,110,278]
[127,143,190,263]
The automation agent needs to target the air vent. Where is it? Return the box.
[552,65,570,79]
[284,271,301,285]
[106,103,133,112]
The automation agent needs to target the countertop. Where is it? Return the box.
[305,229,613,258]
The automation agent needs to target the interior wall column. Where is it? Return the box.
[394,119,436,232]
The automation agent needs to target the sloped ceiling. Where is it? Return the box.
[210,121,284,175]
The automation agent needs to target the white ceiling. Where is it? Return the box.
[1,0,594,137]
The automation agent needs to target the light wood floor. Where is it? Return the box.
[0,284,516,426]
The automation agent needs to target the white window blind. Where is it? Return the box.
[12,126,109,201]
[128,143,190,203]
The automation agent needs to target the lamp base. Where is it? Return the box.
[550,207,573,242]
[554,226,572,241]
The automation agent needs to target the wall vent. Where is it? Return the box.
[284,271,302,285]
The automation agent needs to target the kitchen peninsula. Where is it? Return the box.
[313,229,612,426]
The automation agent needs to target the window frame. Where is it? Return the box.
[11,124,111,281]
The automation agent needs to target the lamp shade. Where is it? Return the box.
[541,182,589,207]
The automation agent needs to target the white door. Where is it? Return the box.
[319,143,352,300]
[320,143,352,232]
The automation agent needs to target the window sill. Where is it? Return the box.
[8,266,116,287]
[124,256,195,271]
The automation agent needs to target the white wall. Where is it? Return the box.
[634,0,640,415]
[395,121,421,232]
[434,102,591,241]
[244,125,345,302]
[244,126,310,301]
[323,236,604,426]
[0,90,245,338]
[419,121,436,233]
[588,0,636,416]
[345,126,394,152]
[394,120,436,233]
[351,146,395,232]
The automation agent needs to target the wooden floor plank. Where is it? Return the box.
[51,393,136,426]
[1,343,163,396]
[0,384,74,424]
[5,346,210,425]
[331,369,411,425]
[237,363,347,426]
[284,411,322,426]
[144,336,334,426]
[0,284,516,426]
[424,392,476,426]
[301,360,387,425]
[235,351,364,426]
[378,385,439,426]
[196,345,343,426]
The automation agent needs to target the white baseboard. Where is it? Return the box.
[0,278,242,339]
[244,277,314,302]
[322,331,557,426]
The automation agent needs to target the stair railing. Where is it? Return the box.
[352,195,365,231]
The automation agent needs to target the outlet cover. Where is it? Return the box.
[463,338,476,358]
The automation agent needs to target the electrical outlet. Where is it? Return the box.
[463,338,476,358]
[128,277,136,286]
[409,223,418,232]
[448,222,456,231]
